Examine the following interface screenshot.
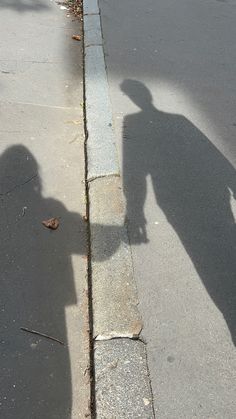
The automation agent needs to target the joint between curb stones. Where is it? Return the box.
[84,12,99,16]
[85,43,103,48]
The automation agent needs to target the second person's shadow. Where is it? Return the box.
[121,79,236,346]
[0,145,120,419]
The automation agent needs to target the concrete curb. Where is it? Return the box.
[89,176,142,340]
[83,0,154,416]
[84,3,119,181]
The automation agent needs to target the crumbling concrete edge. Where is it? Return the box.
[83,0,155,417]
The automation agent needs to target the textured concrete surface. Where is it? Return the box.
[89,177,142,339]
[84,14,102,47]
[85,45,119,180]
[99,0,236,417]
[84,0,99,15]
[95,339,154,418]
[0,2,90,418]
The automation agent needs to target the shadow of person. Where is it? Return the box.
[0,144,122,418]
[121,79,236,346]
[0,145,86,418]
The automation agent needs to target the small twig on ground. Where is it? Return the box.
[20,327,64,345]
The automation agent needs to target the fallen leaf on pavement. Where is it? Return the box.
[72,35,81,41]
[42,218,60,230]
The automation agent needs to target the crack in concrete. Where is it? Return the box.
[0,173,38,196]
[87,173,120,183]
[0,100,78,110]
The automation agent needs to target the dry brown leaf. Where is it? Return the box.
[42,217,60,230]
[72,35,81,41]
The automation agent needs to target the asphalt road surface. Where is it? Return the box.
[99,0,236,417]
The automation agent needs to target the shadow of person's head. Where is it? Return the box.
[0,144,41,196]
[120,79,153,110]
[0,144,124,262]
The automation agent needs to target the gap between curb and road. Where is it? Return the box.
[83,0,155,417]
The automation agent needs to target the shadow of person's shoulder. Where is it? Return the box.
[43,196,68,215]
[43,196,87,255]
[123,110,142,122]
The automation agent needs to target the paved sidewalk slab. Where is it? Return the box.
[95,339,154,418]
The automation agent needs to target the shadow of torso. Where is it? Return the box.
[1,183,86,419]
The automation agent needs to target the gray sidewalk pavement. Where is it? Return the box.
[0,1,90,418]
[99,0,236,418]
